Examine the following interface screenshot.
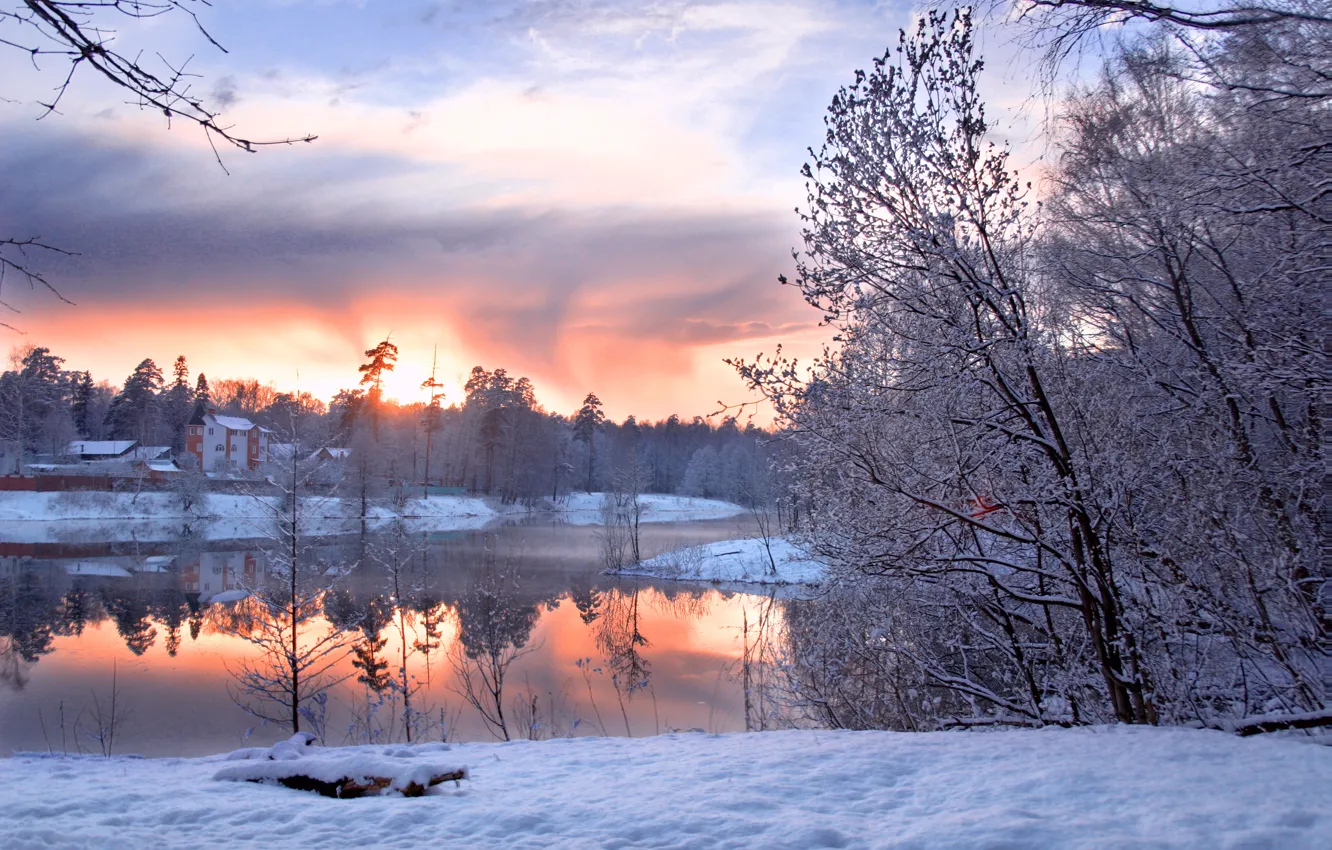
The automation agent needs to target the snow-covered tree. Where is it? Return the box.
[740,11,1327,730]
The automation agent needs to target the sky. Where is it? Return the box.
[0,0,1045,421]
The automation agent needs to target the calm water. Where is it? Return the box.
[0,517,782,756]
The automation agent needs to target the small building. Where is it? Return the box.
[313,447,352,462]
[65,440,139,461]
[63,441,171,463]
[139,459,183,481]
[185,407,271,472]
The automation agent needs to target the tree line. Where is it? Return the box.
[0,342,778,507]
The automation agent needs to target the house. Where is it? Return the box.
[313,447,352,462]
[185,407,271,472]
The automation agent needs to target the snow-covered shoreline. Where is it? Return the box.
[547,492,747,526]
[0,491,746,542]
[0,492,499,542]
[2,726,1327,848]
[612,536,827,585]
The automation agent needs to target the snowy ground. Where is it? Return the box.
[614,536,827,585]
[2,726,1328,849]
[0,492,740,543]
[552,493,746,526]
[0,491,498,542]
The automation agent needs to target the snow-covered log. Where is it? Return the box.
[213,735,467,798]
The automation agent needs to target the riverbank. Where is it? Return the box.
[0,491,746,543]
[1,726,1326,849]
[610,536,826,585]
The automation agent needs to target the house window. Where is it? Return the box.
[216,445,224,452]
[208,428,214,436]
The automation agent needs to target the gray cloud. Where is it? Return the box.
[0,124,815,376]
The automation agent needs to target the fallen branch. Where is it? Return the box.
[1232,710,1332,737]
[259,769,467,798]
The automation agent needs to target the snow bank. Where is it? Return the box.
[1,726,1328,848]
[0,491,199,521]
[0,491,496,541]
[399,496,495,520]
[554,493,746,526]
[614,536,827,585]
[0,492,735,542]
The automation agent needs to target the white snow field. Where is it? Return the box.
[614,537,827,585]
[2,726,1328,849]
[553,493,747,526]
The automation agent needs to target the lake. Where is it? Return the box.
[0,514,785,756]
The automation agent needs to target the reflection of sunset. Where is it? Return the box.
[1,581,782,756]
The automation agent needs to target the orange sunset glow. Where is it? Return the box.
[0,0,881,421]
[11,242,828,421]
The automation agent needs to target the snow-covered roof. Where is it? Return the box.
[126,445,171,461]
[317,447,352,459]
[145,460,180,473]
[67,440,137,457]
[210,414,258,432]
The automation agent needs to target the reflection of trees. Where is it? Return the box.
[99,585,157,656]
[152,586,189,657]
[349,595,393,693]
[649,584,714,621]
[1,637,30,690]
[569,577,602,625]
[187,594,205,641]
[410,594,447,681]
[595,585,650,694]
[738,591,779,732]
[589,584,654,736]
[449,556,542,741]
[60,583,91,637]
[0,571,58,666]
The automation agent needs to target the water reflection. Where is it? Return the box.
[0,520,778,756]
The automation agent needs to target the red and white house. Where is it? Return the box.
[185,407,271,472]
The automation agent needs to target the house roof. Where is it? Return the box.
[67,440,137,457]
[126,446,171,461]
[317,447,352,459]
[210,414,259,432]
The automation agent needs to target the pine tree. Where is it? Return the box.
[162,356,195,452]
[70,371,94,436]
[107,359,164,444]
[573,393,605,492]
[358,339,398,441]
